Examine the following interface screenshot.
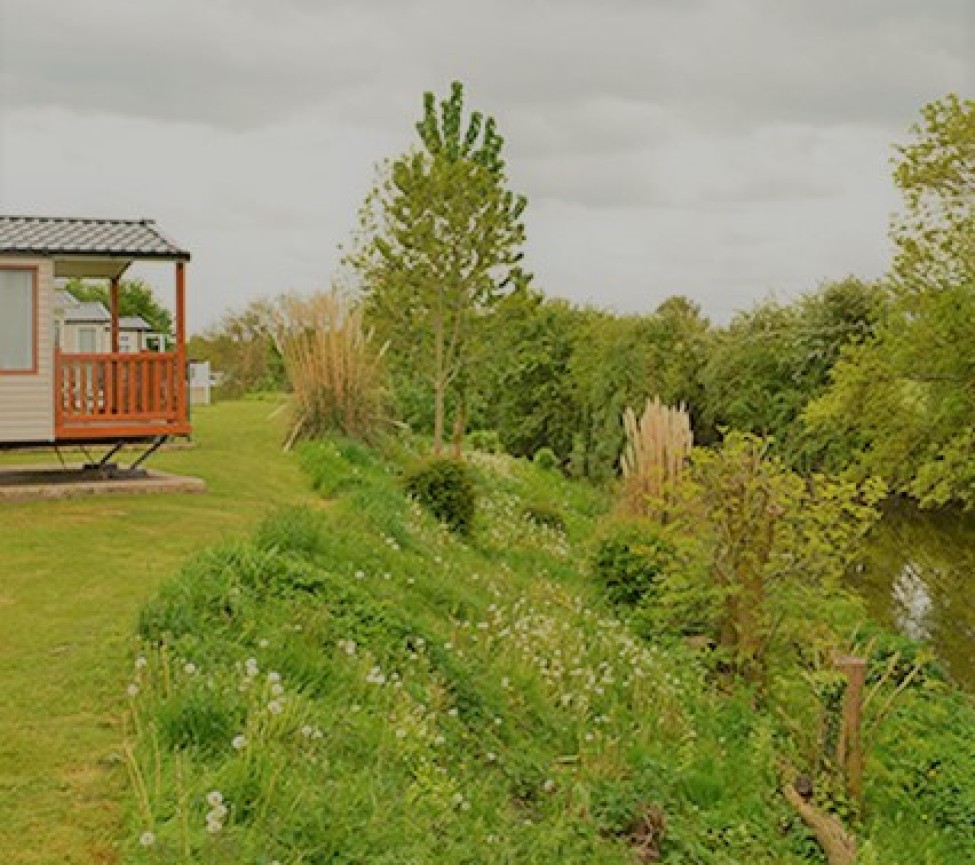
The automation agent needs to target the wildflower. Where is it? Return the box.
[271,683,284,697]
[206,790,223,807]
[183,662,197,675]
[245,657,259,677]
[365,667,386,685]
[139,830,155,847]
[206,817,223,834]
[354,570,365,580]
[232,734,248,750]
[486,751,497,762]
[134,656,148,669]
[433,734,445,746]
[301,724,314,738]
[337,639,357,656]
[543,779,556,792]
[267,700,284,715]
[126,683,140,698]
[395,728,406,739]
[268,671,281,684]
[258,638,270,648]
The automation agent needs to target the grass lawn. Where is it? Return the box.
[0,398,310,865]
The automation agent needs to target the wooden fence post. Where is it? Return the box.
[833,655,867,804]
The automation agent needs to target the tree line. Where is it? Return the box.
[188,88,973,509]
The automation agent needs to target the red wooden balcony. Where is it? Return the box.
[54,350,190,440]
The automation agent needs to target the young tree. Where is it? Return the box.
[65,278,173,334]
[350,82,529,454]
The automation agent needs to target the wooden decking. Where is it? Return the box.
[54,350,190,440]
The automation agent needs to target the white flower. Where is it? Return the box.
[267,699,284,715]
[232,734,248,750]
[543,779,556,793]
[206,817,223,834]
[354,570,365,580]
[126,683,140,698]
[134,656,148,669]
[139,830,155,847]
[301,724,314,738]
[258,638,270,648]
[365,667,386,685]
[486,751,497,762]
[208,803,228,820]
[270,683,284,697]
[395,728,406,739]
[183,662,197,675]
[337,639,357,656]
[205,790,223,807]
[245,657,259,677]
[267,671,281,684]
[433,734,445,746]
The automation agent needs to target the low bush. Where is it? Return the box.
[533,447,559,471]
[467,429,504,454]
[591,519,674,607]
[403,456,478,534]
[522,501,566,533]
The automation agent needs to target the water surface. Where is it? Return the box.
[855,503,975,691]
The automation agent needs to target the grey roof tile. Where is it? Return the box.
[0,215,190,260]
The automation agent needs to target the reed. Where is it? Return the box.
[270,290,388,447]
[619,396,693,517]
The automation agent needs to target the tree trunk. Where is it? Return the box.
[433,308,445,455]
[451,388,467,458]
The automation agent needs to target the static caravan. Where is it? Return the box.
[0,215,191,450]
[55,290,159,354]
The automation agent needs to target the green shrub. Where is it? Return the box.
[591,519,674,606]
[522,501,566,533]
[467,429,503,454]
[403,457,478,534]
[533,446,559,471]
[255,505,323,558]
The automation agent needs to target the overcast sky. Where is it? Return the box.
[0,0,971,330]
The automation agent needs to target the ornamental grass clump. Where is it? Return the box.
[271,289,389,448]
[619,397,693,518]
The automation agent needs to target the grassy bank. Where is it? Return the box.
[0,398,311,865]
[121,435,975,863]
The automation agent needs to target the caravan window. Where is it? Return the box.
[0,267,37,373]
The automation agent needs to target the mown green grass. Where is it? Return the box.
[0,397,312,865]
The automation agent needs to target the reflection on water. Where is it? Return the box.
[892,561,934,641]
[855,502,975,691]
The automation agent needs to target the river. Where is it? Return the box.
[854,502,975,691]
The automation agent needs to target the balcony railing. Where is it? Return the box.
[55,351,188,439]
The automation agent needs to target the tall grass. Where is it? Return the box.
[271,291,388,446]
[619,396,693,517]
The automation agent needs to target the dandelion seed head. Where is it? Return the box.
[206,790,223,807]
[139,831,155,847]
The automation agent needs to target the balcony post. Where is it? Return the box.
[175,262,187,424]
[109,276,120,353]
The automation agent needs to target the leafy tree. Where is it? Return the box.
[351,81,529,454]
[187,298,285,397]
[805,95,974,506]
[65,278,173,334]
[477,290,581,461]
